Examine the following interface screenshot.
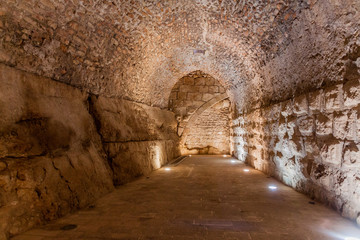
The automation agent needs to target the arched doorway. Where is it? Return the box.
[168,71,231,155]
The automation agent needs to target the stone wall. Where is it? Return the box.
[90,96,180,185]
[231,79,360,226]
[0,64,114,239]
[168,71,229,155]
[0,64,180,239]
[169,71,226,125]
[184,99,230,155]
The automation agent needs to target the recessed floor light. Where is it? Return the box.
[164,168,171,171]
[243,169,250,172]
[268,185,277,190]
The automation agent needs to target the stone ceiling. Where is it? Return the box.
[0,0,359,111]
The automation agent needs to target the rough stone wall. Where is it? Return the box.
[231,79,360,226]
[0,64,114,239]
[169,71,226,117]
[90,96,180,185]
[185,99,230,155]
[0,64,180,238]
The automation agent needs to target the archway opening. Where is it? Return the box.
[168,71,231,155]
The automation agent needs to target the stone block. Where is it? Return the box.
[199,86,209,93]
[343,142,360,168]
[183,77,194,85]
[288,137,305,158]
[202,93,213,102]
[194,77,206,85]
[333,111,349,140]
[297,116,314,136]
[92,96,178,142]
[344,80,360,108]
[345,109,358,140]
[177,92,187,100]
[169,91,177,100]
[324,84,343,112]
[316,113,333,136]
[262,103,280,121]
[319,139,344,166]
[303,136,320,156]
[179,85,194,93]
[187,92,202,101]
[293,94,308,116]
[208,86,219,93]
[309,89,324,113]
[0,65,115,237]
[281,99,294,117]
[219,86,226,93]
[205,78,215,85]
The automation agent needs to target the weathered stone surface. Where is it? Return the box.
[297,116,314,136]
[332,111,350,140]
[293,95,308,116]
[319,139,344,167]
[0,64,114,238]
[343,142,360,168]
[281,100,294,117]
[324,84,344,112]
[344,80,360,108]
[232,80,360,226]
[90,95,180,185]
[316,113,333,136]
[104,140,177,185]
[262,103,280,121]
[91,96,178,143]
[183,99,230,155]
[309,89,324,113]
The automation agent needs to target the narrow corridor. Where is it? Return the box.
[13,156,360,240]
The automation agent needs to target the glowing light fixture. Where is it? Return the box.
[231,160,237,163]
[223,155,227,157]
[243,169,250,172]
[268,185,277,190]
[164,167,171,171]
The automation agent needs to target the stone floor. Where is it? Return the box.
[12,155,360,240]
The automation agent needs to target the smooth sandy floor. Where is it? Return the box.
[12,155,360,240]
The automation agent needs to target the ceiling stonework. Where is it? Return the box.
[0,0,359,111]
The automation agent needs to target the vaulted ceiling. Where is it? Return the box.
[1,0,359,111]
